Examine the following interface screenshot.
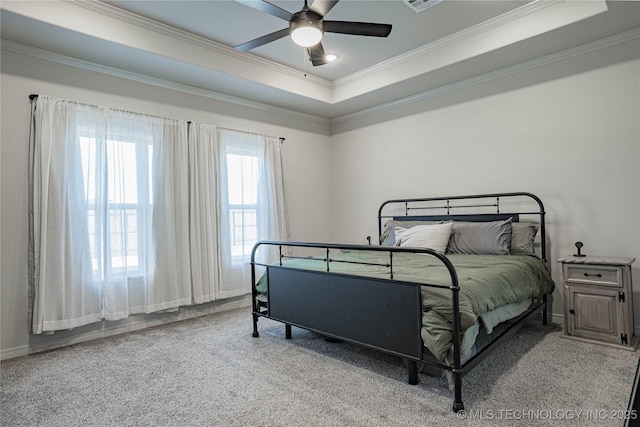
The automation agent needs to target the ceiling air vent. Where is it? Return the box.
[403,0,443,13]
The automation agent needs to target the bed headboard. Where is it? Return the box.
[377,192,546,261]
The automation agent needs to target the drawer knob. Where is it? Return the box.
[584,272,602,278]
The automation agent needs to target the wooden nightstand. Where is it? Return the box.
[558,255,637,350]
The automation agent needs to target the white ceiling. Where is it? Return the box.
[1,0,639,122]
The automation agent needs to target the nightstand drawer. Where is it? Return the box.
[564,264,622,287]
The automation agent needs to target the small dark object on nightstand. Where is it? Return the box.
[574,241,586,257]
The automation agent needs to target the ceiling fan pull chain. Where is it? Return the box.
[303,48,308,77]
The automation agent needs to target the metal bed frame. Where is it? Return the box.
[250,192,550,412]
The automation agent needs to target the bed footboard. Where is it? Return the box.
[267,266,424,358]
[250,241,463,408]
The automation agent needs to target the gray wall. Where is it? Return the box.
[328,38,640,325]
[2,35,639,358]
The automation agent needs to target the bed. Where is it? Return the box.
[250,192,555,412]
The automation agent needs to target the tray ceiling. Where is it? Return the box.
[1,0,638,123]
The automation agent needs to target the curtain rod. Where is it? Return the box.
[29,94,285,142]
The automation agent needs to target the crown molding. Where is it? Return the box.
[331,0,608,102]
[65,0,332,90]
[4,19,637,135]
[5,0,610,108]
[332,26,640,127]
[1,0,334,103]
[1,40,331,129]
[4,23,637,136]
[334,0,562,88]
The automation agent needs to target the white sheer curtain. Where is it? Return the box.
[189,126,289,300]
[29,96,191,334]
[188,123,220,303]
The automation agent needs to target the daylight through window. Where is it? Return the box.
[226,152,259,261]
[79,131,153,280]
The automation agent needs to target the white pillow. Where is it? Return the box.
[394,222,453,253]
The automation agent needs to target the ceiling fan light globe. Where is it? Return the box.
[289,12,323,48]
[290,26,323,47]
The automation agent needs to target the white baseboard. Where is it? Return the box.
[550,312,564,326]
[1,296,251,361]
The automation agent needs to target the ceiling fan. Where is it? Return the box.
[235,0,392,66]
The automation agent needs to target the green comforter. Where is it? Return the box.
[256,251,555,362]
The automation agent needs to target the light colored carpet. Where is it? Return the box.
[2,308,638,426]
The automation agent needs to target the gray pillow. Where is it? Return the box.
[446,219,513,255]
[510,222,538,254]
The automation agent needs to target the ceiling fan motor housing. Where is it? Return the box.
[290,10,324,37]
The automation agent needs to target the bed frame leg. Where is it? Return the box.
[407,360,418,385]
[285,324,292,339]
[252,314,259,338]
[542,294,548,326]
[452,370,464,412]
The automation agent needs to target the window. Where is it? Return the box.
[29,96,285,332]
[79,129,154,281]
[226,151,259,261]
[190,125,288,301]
